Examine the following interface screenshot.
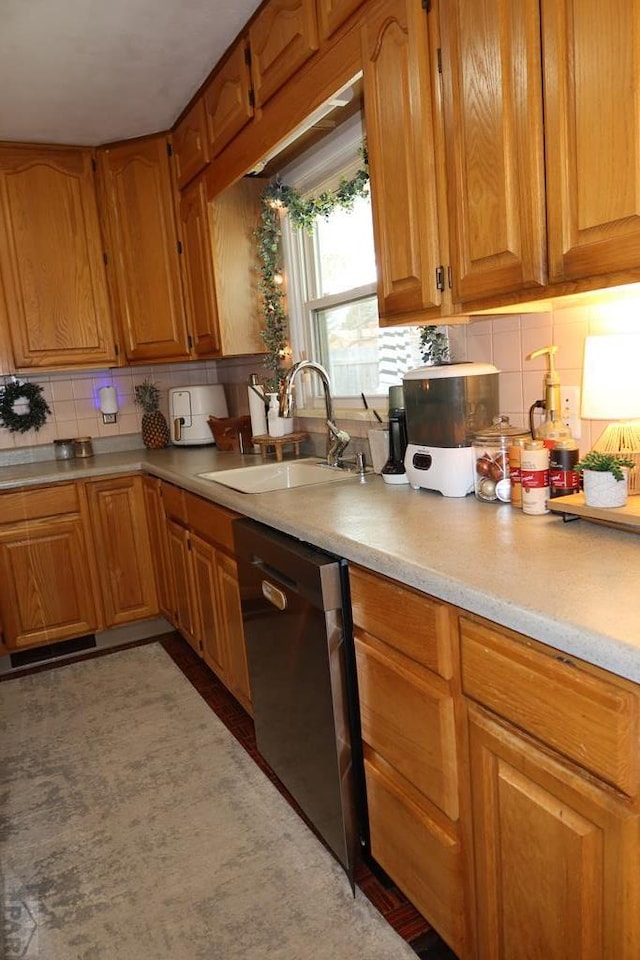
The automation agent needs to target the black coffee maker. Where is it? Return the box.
[382,385,409,485]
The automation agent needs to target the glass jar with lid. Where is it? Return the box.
[473,416,530,503]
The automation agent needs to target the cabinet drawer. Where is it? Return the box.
[186,492,239,552]
[160,482,188,524]
[356,630,458,819]
[0,483,79,524]
[460,615,640,795]
[350,565,452,678]
[364,751,465,957]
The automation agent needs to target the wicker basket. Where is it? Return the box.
[207,415,253,452]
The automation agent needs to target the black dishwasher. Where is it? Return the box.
[234,519,364,885]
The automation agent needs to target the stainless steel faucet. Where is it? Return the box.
[280,360,350,467]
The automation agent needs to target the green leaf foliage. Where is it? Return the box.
[256,145,369,393]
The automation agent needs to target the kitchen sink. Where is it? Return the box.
[198,458,359,494]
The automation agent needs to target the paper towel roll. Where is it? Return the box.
[248,382,267,439]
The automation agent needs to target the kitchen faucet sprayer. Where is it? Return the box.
[280,360,350,466]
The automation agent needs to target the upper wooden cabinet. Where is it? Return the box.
[204,39,254,158]
[97,134,190,363]
[178,174,221,358]
[541,0,640,285]
[439,0,547,305]
[172,98,211,189]
[317,0,366,39]
[249,0,319,109]
[361,0,446,323]
[179,174,265,359]
[207,177,266,356]
[0,145,116,369]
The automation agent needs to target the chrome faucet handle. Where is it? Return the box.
[327,420,350,466]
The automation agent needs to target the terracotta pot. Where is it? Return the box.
[582,468,628,508]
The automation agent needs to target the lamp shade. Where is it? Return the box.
[581,334,640,420]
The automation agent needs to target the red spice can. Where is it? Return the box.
[521,440,550,515]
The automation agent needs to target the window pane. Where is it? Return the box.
[314,297,423,395]
[315,194,376,296]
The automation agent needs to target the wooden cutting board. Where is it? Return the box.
[548,492,640,533]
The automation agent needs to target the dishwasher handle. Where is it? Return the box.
[261,579,288,611]
[250,554,297,592]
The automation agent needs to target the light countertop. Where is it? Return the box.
[2,446,639,683]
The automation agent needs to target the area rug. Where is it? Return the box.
[0,644,419,960]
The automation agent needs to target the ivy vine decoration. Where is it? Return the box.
[419,326,451,366]
[256,145,370,393]
[0,378,51,433]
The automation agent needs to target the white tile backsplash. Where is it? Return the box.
[3,295,640,456]
[455,298,640,453]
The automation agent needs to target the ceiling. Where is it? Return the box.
[0,0,262,146]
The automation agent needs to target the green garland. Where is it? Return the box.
[257,146,370,393]
[0,379,51,433]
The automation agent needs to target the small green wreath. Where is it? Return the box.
[0,380,51,433]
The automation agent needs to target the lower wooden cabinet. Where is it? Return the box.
[462,615,640,960]
[0,483,101,649]
[165,515,200,651]
[141,475,174,621]
[186,492,251,712]
[468,705,640,960]
[350,564,466,957]
[85,475,158,627]
[364,749,465,953]
[155,481,252,713]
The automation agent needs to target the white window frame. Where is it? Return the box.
[283,198,386,415]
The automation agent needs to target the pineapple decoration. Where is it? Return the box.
[134,378,170,449]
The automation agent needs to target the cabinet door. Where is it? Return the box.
[190,531,227,679]
[361,0,444,321]
[165,518,200,652]
[86,475,158,627]
[0,516,100,649]
[173,98,210,189]
[439,0,547,304]
[215,551,252,712]
[249,0,319,108]
[317,0,365,39]
[469,706,640,960]
[142,476,174,620]
[97,135,190,362]
[541,0,640,283]
[179,175,221,358]
[0,145,116,369]
[208,177,266,356]
[204,39,254,158]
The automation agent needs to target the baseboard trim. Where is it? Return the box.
[0,617,172,677]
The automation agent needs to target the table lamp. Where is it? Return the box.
[581,334,640,494]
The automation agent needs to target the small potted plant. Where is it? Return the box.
[574,450,635,508]
[134,378,170,448]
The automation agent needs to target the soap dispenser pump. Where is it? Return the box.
[526,345,572,446]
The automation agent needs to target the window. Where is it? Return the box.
[285,183,423,407]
